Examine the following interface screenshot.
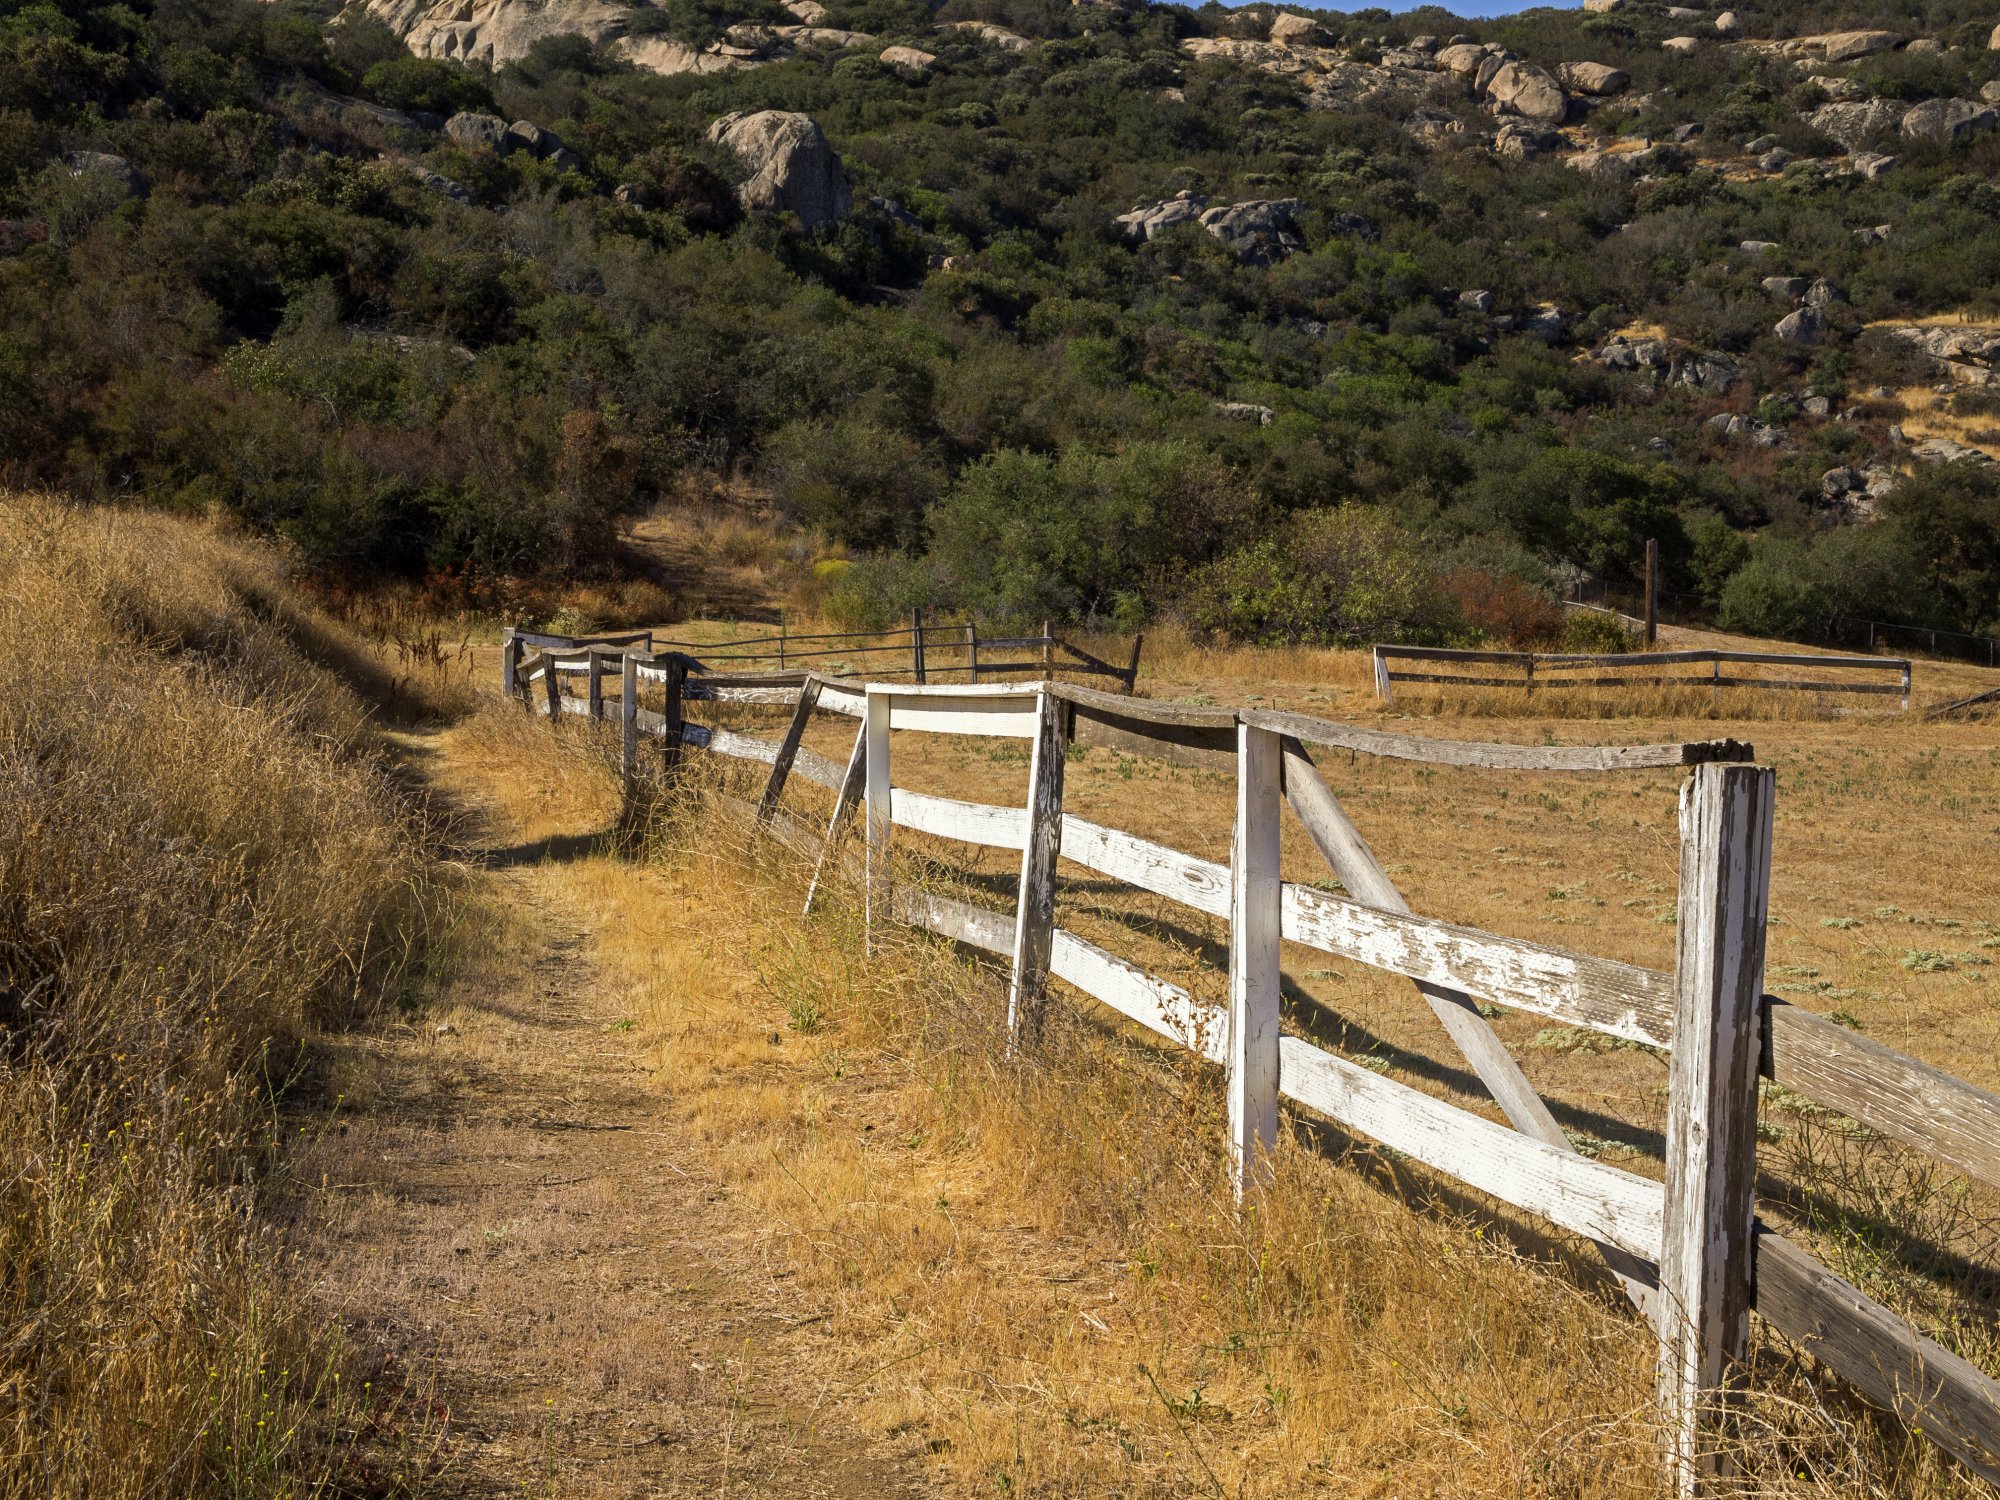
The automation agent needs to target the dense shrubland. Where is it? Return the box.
[2,0,1999,642]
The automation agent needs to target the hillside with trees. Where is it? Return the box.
[3,0,1999,646]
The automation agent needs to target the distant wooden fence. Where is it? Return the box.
[505,615,1142,694]
[1374,644,1913,710]
[509,633,2000,1496]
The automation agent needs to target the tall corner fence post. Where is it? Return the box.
[1228,723,1282,1202]
[620,651,639,787]
[586,648,604,720]
[1123,633,1144,694]
[501,627,520,698]
[1372,645,1392,703]
[1659,761,1776,1499]
[863,688,892,955]
[662,656,686,781]
[1007,689,1068,1046]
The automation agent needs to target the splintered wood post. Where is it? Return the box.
[1645,537,1661,647]
[1277,737,1661,1323]
[542,650,562,723]
[587,649,605,719]
[662,657,686,780]
[1659,762,1775,1497]
[1123,633,1144,694]
[501,628,520,697]
[864,690,892,953]
[1229,724,1283,1200]
[620,651,638,785]
[1372,645,1392,703]
[1008,691,1068,1044]
[759,677,822,822]
[967,622,979,684]
[804,718,866,918]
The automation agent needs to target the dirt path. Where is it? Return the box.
[293,726,925,1499]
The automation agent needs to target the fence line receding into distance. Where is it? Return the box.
[503,614,1142,695]
[508,631,2000,1498]
[1373,644,1914,710]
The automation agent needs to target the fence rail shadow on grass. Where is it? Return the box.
[508,632,2000,1498]
[1373,644,1914,711]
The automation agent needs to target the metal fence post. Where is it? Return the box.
[1659,762,1775,1498]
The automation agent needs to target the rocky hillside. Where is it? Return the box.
[1,0,1997,647]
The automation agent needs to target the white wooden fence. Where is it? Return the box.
[510,637,2000,1496]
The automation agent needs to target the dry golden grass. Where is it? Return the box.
[1894,387,2000,464]
[0,494,439,1498]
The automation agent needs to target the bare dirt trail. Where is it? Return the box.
[292,723,925,1499]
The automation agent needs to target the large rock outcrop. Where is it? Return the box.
[1485,60,1567,122]
[1808,98,1903,149]
[1901,98,1999,146]
[359,0,629,69]
[1199,199,1304,263]
[707,111,850,229]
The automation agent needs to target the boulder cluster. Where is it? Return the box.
[1113,193,1377,264]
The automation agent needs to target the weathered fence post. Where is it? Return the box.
[1372,645,1393,703]
[1900,660,1912,712]
[587,648,605,720]
[620,651,639,787]
[1645,536,1660,648]
[1040,620,1054,681]
[1122,633,1144,694]
[1229,724,1282,1201]
[542,650,562,723]
[1008,690,1068,1044]
[863,688,893,953]
[911,609,927,684]
[759,677,822,822]
[661,656,686,781]
[1659,762,1775,1497]
[501,628,521,698]
[967,622,979,684]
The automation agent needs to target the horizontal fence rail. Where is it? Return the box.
[1373,644,1914,710]
[505,628,2000,1494]
[503,614,1143,693]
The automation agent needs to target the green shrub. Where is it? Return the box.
[1184,506,1462,647]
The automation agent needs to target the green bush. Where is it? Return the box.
[361,56,497,116]
[1184,506,1462,647]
